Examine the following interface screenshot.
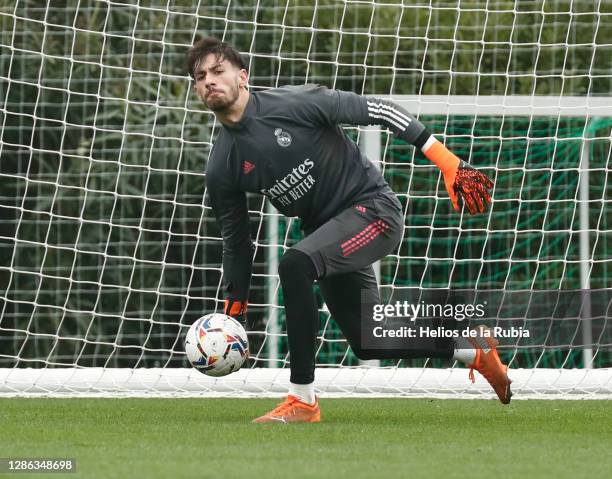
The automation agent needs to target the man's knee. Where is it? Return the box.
[278,248,317,283]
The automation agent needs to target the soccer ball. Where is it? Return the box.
[185,313,249,377]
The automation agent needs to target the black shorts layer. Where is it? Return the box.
[294,190,404,279]
[292,189,455,365]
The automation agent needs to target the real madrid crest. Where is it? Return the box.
[274,128,292,147]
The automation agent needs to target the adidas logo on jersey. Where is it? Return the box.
[243,161,255,174]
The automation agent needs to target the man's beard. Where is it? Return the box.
[205,84,239,112]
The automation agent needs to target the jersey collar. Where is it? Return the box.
[222,93,256,131]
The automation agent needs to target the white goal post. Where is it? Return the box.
[1,1,611,398]
[1,92,610,398]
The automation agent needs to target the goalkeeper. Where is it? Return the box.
[187,37,511,423]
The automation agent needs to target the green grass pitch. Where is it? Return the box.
[1,398,611,479]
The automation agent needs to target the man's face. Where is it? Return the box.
[192,53,247,112]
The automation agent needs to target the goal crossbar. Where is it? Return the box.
[393,95,612,117]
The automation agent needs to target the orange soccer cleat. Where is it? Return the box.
[252,395,321,424]
[468,326,513,404]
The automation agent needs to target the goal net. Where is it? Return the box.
[1,0,610,398]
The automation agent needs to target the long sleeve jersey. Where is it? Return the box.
[205,84,430,302]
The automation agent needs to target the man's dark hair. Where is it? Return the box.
[186,37,248,79]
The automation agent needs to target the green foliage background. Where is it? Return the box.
[0,0,610,370]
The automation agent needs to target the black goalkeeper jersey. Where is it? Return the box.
[205,84,428,301]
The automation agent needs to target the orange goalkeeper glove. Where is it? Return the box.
[424,141,494,215]
[224,298,248,328]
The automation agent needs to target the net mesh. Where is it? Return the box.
[0,0,610,396]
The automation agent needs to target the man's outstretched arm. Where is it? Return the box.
[205,168,254,325]
[356,95,493,215]
[296,85,494,214]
